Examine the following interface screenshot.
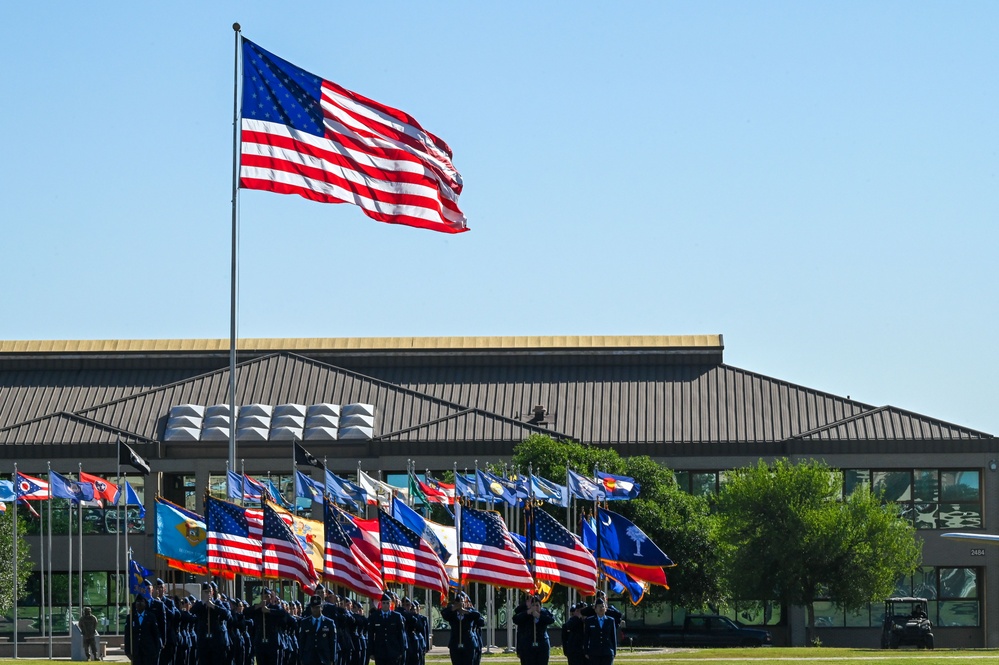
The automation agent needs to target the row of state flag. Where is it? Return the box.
[155,466,672,606]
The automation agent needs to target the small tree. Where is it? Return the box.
[0,507,35,615]
[714,459,920,643]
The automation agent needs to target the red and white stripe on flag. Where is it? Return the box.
[262,503,318,590]
[239,39,467,234]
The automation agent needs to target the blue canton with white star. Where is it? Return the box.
[461,508,507,548]
[207,496,250,537]
[242,39,325,137]
[533,508,575,548]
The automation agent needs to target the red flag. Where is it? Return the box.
[79,471,119,506]
[240,39,467,234]
[419,479,454,505]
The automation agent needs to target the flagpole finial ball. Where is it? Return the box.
[233,23,241,32]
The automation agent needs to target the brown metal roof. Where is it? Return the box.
[791,405,991,441]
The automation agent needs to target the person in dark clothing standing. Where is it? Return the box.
[151,579,180,665]
[560,604,585,665]
[191,583,230,665]
[366,593,407,665]
[125,594,165,665]
[513,595,554,665]
[349,601,368,665]
[439,593,482,665]
[79,606,101,661]
[246,587,290,665]
[299,595,338,665]
[582,600,617,665]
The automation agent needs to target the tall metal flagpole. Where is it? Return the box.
[228,23,243,478]
[12,463,18,659]
[78,463,84,620]
[47,462,53,655]
[115,443,121,635]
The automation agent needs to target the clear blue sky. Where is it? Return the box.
[2,3,996,434]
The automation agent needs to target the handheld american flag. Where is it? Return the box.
[530,506,598,595]
[262,501,319,589]
[239,39,467,234]
[379,508,449,597]
[460,507,535,592]
[323,499,383,599]
[206,495,261,577]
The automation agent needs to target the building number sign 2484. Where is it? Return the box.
[971,548,986,556]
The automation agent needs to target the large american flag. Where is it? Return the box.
[460,507,535,592]
[379,509,449,597]
[262,502,319,590]
[531,506,598,595]
[323,500,383,599]
[206,495,261,577]
[239,39,467,234]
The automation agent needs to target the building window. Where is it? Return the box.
[843,468,981,530]
[815,566,981,628]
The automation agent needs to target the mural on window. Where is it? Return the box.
[845,469,981,530]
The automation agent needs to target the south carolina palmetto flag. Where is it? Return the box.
[239,38,467,234]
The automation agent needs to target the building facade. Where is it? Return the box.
[0,335,996,647]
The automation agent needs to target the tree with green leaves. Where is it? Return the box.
[0,506,34,615]
[713,458,921,643]
[510,434,726,609]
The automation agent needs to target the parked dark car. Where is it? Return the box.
[649,614,772,647]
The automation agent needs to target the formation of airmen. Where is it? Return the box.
[124,580,622,665]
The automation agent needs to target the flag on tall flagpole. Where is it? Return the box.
[15,472,49,500]
[49,471,95,504]
[79,471,119,506]
[238,38,467,234]
[119,442,151,475]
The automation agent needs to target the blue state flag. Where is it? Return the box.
[453,474,477,500]
[567,469,605,501]
[295,470,323,503]
[155,497,207,570]
[124,480,146,518]
[325,470,365,511]
[263,478,293,509]
[475,469,518,506]
[0,480,14,503]
[128,559,152,596]
[596,508,673,567]
[49,471,95,504]
[391,497,450,563]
